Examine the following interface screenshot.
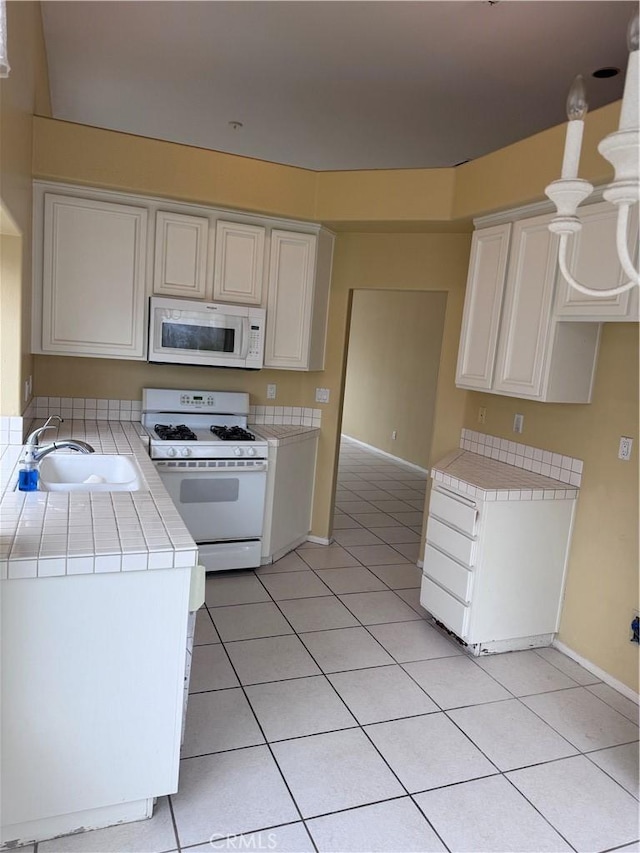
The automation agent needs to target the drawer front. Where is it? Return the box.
[426,516,476,567]
[420,575,469,638]
[423,544,473,604]
[430,487,478,535]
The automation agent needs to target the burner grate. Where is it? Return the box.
[210,425,256,441]
[154,424,198,441]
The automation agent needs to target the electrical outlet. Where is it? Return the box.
[266,384,277,400]
[513,413,524,434]
[391,430,397,440]
[478,407,487,425]
[315,388,330,404]
[24,380,29,403]
[618,436,633,461]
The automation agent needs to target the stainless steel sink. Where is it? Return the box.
[38,454,146,492]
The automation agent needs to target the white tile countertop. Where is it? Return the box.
[432,449,579,502]
[250,424,320,446]
[0,421,197,581]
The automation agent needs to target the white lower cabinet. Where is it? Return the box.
[261,432,319,562]
[421,485,576,652]
[37,193,148,360]
[1,567,190,846]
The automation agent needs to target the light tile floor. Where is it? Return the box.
[35,438,639,853]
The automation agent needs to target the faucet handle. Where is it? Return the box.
[26,416,63,446]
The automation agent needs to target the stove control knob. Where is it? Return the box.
[246,447,256,457]
[166,447,177,458]
[180,447,192,458]
[234,446,243,457]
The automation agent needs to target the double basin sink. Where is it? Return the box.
[38,454,146,492]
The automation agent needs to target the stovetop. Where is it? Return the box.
[142,388,267,459]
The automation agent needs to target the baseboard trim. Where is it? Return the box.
[306,535,332,546]
[552,639,639,704]
[341,434,428,474]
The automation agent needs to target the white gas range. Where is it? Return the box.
[142,388,268,572]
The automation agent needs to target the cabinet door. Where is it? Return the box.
[554,201,639,322]
[456,223,511,390]
[264,230,317,370]
[153,211,208,298]
[41,194,148,359]
[213,220,265,304]
[492,213,558,398]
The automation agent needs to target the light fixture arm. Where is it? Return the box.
[545,12,639,299]
[557,228,638,298]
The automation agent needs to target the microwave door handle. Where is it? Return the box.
[238,323,250,359]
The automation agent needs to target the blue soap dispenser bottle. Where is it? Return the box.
[18,447,39,492]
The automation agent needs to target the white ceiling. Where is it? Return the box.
[40,1,636,171]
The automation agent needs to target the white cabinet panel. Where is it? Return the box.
[423,545,474,604]
[154,211,208,298]
[420,575,469,637]
[554,201,639,322]
[429,487,479,535]
[40,194,148,360]
[264,229,333,371]
[493,214,558,398]
[213,220,265,305]
[261,432,319,561]
[426,516,477,567]
[456,223,511,390]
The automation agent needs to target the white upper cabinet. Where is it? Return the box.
[455,223,511,391]
[33,182,334,370]
[213,220,265,305]
[554,201,639,322]
[153,211,209,299]
[38,193,148,360]
[456,209,601,403]
[264,229,333,371]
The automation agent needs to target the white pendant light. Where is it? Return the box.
[545,13,639,297]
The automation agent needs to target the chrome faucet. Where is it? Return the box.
[24,416,95,461]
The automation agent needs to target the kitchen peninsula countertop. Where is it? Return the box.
[250,424,320,446]
[432,449,579,502]
[0,421,197,581]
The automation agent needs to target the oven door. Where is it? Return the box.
[155,459,267,543]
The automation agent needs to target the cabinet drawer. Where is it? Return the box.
[423,545,473,604]
[420,575,469,638]
[426,516,476,567]
[429,487,478,535]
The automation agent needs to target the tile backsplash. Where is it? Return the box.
[24,398,322,428]
[32,397,142,422]
[461,428,583,488]
[0,417,24,446]
[250,405,321,427]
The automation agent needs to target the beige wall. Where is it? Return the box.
[342,290,447,468]
[0,1,50,414]
[463,323,639,690]
[318,233,471,537]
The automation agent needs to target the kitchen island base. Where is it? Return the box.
[1,567,190,848]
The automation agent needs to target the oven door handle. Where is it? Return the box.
[154,460,268,473]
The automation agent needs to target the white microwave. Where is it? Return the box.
[148,296,266,369]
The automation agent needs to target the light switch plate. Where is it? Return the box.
[266,384,277,400]
[315,388,330,404]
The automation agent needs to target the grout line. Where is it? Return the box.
[166,794,183,852]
